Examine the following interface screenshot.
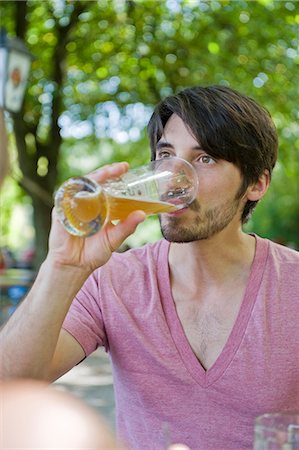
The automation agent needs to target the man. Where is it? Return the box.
[1,86,299,450]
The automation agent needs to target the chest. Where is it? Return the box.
[174,290,244,370]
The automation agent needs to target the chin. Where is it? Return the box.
[161,226,207,243]
[160,220,226,243]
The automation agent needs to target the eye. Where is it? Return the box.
[156,151,172,159]
[196,154,216,165]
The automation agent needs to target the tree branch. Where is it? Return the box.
[16,175,53,207]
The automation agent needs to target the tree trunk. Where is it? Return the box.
[31,195,52,268]
[11,1,88,269]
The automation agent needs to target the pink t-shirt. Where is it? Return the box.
[63,235,299,450]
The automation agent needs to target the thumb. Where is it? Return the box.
[105,211,146,252]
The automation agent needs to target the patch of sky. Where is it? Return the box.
[113,0,126,14]
[59,16,70,27]
[160,21,176,37]
[253,72,268,88]
[194,1,209,12]
[44,19,55,29]
[100,76,121,95]
[38,93,52,105]
[286,48,298,59]
[44,82,55,93]
[59,113,93,139]
[239,11,250,23]
[76,80,96,95]
[285,2,296,10]
[52,0,65,17]
[59,101,152,142]
[282,122,299,139]
[166,0,182,14]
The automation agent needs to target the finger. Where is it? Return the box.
[49,207,70,241]
[51,207,68,230]
[88,162,129,184]
[51,207,61,223]
[50,207,62,229]
[104,210,146,253]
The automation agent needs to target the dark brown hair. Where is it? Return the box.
[147,85,278,223]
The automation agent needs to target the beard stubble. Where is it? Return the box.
[159,194,243,243]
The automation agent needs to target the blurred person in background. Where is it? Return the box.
[1,380,190,450]
[0,85,298,450]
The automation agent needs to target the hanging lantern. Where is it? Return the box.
[0,28,33,113]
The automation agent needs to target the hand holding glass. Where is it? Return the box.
[54,157,199,237]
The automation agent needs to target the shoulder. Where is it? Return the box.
[112,238,168,265]
[94,239,169,281]
[255,234,299,262]
[89,239,170,312]
[254,236,299,305]
[255,235,299,282]
[267,239,299,264]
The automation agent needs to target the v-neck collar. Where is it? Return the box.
[158,235,269,388]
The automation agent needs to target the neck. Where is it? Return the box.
[168,228,256,287]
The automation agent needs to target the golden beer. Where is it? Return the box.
[60,189,177,236]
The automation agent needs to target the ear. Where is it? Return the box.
[246,170,270,201]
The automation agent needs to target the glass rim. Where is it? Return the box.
[256,412,299,421]
[151,156,199,193]
[255,412,299,431]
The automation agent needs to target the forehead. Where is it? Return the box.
[158,114,199,145]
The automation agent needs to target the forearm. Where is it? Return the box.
[0,258,90,380]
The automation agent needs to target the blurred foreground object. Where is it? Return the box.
[0,380,123,450]
[254,412,299,449]
[168,445,191,450]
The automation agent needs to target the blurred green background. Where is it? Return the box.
[0,0,298,269]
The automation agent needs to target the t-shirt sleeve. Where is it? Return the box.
[62,270,107,356]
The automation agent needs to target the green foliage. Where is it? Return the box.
[0,0,298,254]
[0,177,24,241]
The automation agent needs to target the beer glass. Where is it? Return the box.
[254,413,299,450]
[54,157,199,237]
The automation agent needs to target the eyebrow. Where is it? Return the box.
[156,141,204,151]
[156,141,174,150]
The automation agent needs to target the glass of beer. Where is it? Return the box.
[54,157,199,237]
[254,413,299,449]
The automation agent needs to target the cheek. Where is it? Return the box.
[198,172,242,201]
[197,179,227,200]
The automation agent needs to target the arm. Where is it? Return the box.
[1,259,89,380]
[0,163,146,381]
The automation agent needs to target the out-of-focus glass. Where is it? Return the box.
[254,413,299,450]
